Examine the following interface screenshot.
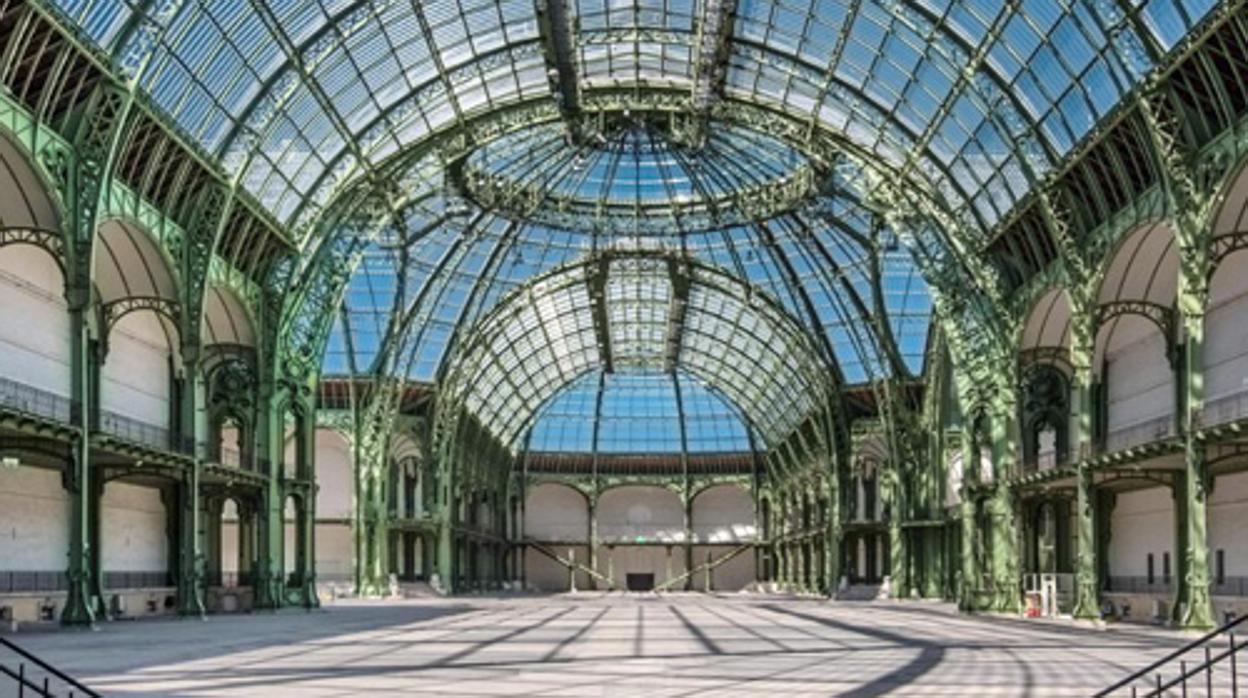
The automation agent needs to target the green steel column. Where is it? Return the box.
[683,496,694,591]
[1072,465,1100,619]
[825,479,842,596]
[989,410,1022,613]
[1070,291,1101,618]
[436,482,455,593]
[253,382,286,609]
[888,466,907,598]
[299,411,320,607]
[958,431,979,612]
[175,346,205,617]
[1177,310,1214,629]
[587,496,598,590]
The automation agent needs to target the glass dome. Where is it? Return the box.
[461,118,813,231]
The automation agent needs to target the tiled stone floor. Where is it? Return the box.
[10,594,1194,696]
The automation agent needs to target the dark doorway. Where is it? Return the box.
[626,573,655,591]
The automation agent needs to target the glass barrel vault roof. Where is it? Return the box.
[48,0,1217,234]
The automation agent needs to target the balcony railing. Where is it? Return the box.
[101,571,174,589]
[1212,577,1248,597]
[1106,575,1174,595]
[0,376,73,423]
[1022,450,1068,475]
[1105,414,1175,453]
[204,571,254,588]
[0,571,68,593]
[99,409,172,451]
[1198,387,1248,428]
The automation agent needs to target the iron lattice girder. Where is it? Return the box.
[286,91,996,392]
[536,0,581,122]
[245,0,378,183]
[16,0,293,251]
[437,250,833,451]
[0,226,65,272]
[218,0,408,164]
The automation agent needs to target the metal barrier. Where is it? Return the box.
[1105,414,1176,453]
[204,571,254,588]
[101,571,174,589]
[98,410,171,451]
[0,572,68,593]
[1213,577,1248,597]
[0,376,73,423]
[1097,614,1248,697]
[1106,575,1174,595]
[1199,387,1248,428]
[0,637,99,697]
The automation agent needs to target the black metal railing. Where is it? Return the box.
[0,571,68,593]
[1104,414,1176,454]
[1021,451,1069,475]
[204,571,254,588]
[1105,576,1175,595]
[0,637,100,697]
[100,571,173,589]
[1198,387,1248,428]
[1096,614,1248,697]
[1213,577,1248,597]
[0,376,73,424]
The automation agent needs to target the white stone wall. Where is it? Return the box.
[691,485,754,543]
[1210,471,1248,578]
[1205,260,1248,403]
[0,246,70,395]
[1104,318,1173,437]
[315,429,352,520]
[524,484,588,542]
[0,464,69,571]
[101,481,168,573]
[597,486,683,542]
[1108,486,1174,578]
[100,311,172,428]
[316,523,353,582]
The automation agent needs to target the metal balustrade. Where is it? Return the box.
[1105,414,1176,453]
[204,571,254,588]
[1022,450,1067,475]
[0,571,68,593]
[1198,386,1248,428]
[216,447,242,468]
[1213,576,1248,597]
[100,571,174,590]
[98,410,172,451]
[1097,615,1248,697]
[0,638,100,697]
[1105,575,1175,595]
[0,376,73,423]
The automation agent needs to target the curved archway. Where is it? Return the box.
[522,483,590,591]
[690,484,755,592]
[94,219,181,438]
[0,134,69,407]
[1093,222,1178,452]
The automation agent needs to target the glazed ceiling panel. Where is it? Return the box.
[47,1,1215,233]
[442,253,830,449]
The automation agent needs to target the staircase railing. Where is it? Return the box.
[1096,614,1248,696]
[654,544,752,592]
[0,637,99,697]
[525,541,616,590]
